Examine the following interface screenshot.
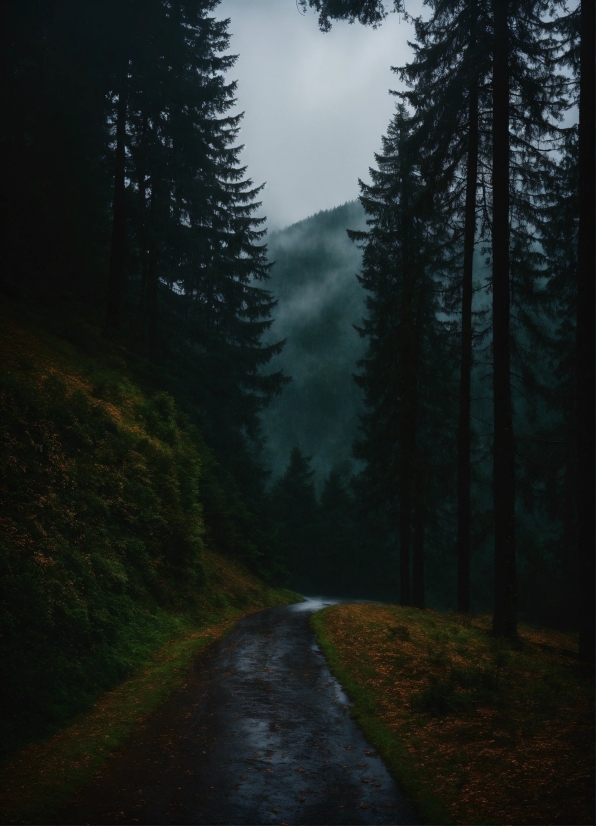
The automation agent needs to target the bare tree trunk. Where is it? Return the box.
[138,107,149,319]
[561,411,577,628]
[457,66,479,615]
[491,0,517,637]
[398,182,417,607]
[399,469,412,606]
[412,489,425,609]
[577,0,595,662]
[104,69,128,334]
[146,179,159,347]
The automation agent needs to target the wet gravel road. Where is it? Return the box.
[60,599,417,825]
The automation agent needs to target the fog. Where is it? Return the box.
[261,201,367,482]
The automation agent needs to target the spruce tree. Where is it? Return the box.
[317,467,359,594]
[271,447,318,588]
[145,2,285,452]
[576,0,595,662]
[401,0,569,634]
[308,0,570,634]
[352,107,454,607]
[490,0,516,637]
[99,0,288,460]
[396,0,493,615]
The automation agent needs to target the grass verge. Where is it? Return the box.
[312,603,594,826]
[0,579,300,826]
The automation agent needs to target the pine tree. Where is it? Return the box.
[303,0,572,631]
[0,0,113,302]
[575,0,595,662]
[531,130,578,624]
[490,0,516,637]
[271,447,318,588]
[491,0,569,636]
[126,1,287,454]
[401,0,570,635]
[395,0,493,615]
[352,107,454,607]
[317,467,358,594]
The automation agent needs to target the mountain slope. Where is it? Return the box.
[262,200,367,482]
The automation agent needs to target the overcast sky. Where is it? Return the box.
[215,0,423,230]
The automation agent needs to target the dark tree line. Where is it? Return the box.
[300,0,594,656]
[1,0,288,578]
[349,108,456,610]
[1,0,593,652]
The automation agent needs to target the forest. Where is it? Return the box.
[0,0,594,797]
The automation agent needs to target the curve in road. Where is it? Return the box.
[59,599,418,825]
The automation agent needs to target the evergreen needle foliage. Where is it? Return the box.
[299,0,593,650]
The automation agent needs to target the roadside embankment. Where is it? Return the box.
[0,298,301,822]
[312,603,594,825]
[0,572,299,826]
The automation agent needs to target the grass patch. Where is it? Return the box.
[312,604,594,825]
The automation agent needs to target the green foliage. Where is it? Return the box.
[0,323,210,753]
[271,447,318,590]
[0,0,289,601]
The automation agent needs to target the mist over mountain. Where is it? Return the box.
[261,201,367,484]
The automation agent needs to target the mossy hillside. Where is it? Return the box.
[313,603,594,826]
[0,302,294,755]
[0,549,298,826]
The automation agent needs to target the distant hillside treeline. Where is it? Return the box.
[262,201,367,482]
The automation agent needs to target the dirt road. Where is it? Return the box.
[59,599,417,825]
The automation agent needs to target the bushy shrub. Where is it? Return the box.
[0,360,206,750]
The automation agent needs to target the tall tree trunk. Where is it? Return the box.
[457,63,479,615]
[412,487,425,609]
[491,0,517,637]
[398,179,416,607]
[561,409,577,628]
[399,468,412,606]
[577,0,595,662]
[104,69,128,334]
[146,178,159,347]
[399,322,416,607]
[399,305,420,607]
[138,107,149,318]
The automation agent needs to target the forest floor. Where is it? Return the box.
[312,603,595,825]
